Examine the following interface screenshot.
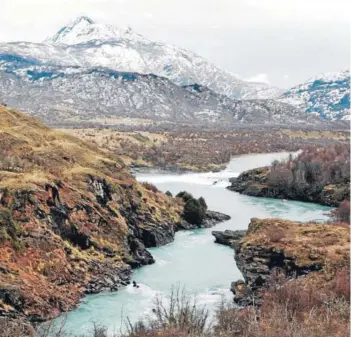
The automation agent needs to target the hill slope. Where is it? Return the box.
[280,70,350,120]
[0,105,227,328]
[0,55,320,127]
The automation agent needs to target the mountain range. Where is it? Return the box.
[0,55,317,126]
[0,16,349,125]
[1,16,281,100]
[280,70,350,120]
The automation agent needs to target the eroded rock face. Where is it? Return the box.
[85,263,131,294]
[203,211,231,228]
[230,280,254,306]
[0,181,230,328]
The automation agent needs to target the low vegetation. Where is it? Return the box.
[63,128,350,172]
[268,143,350,191]
[229,143,350,209]
[177,192,208,225]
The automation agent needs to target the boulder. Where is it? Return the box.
[212,229,247,246]
[230,280,255,306]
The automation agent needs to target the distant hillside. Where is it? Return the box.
[280,70,350,120]
[0,55,321,127]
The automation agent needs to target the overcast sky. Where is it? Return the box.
[1,0,350,88]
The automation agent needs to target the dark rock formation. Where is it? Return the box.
[177,211,230,230]
[212,229,246,246]
[203,211,231,228]
[127,237,155,268]
[85,263,131,294]
[230,280,255,306]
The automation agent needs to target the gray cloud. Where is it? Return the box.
[0,0,349,87]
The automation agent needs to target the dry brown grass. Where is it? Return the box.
[244,218,350,269]
[0,106,186,327]
[63,127,350,172]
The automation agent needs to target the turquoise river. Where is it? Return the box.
[52,152,331,335]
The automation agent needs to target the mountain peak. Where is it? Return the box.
[280,69,350,120]
[45,16,146,45]
[72,16,95,26]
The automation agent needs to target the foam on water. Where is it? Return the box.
[125,283,158,298]
[137,152,298,187]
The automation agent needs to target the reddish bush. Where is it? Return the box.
[332,268,350,299]
[334,200,350,224]
[268,144,350,189]
[141,182,159,193]
[265,226,286,243]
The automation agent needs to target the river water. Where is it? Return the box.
[54,153,330,335]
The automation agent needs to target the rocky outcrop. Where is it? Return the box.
[84,263,131,295]
[0,182,229,328]
[230,218,350,306]
[203,211,231,228]
[228,167,350,207]
[212,229,246,246]
[177,211,231,231]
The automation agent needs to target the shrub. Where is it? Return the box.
[165,191,173,198]
[198,197,208,211]
[332,268,350,299]
[265,226,286,243]
[141,182,159,193]
[0,208,21,247]
[125,285,209,337]
[333,200,350,224]
[176,191,194,202]
[183,198,206,225]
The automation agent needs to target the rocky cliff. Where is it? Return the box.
[230,218,350,305]
[0,105,229,329]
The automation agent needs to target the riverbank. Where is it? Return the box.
[227,144,350,208]
[44,152,332,336]
[0,107,231,333]
[225,218,350,306]
[63,128,350,173]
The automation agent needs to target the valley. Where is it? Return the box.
[64,127,350,172]
[0,10,349,337]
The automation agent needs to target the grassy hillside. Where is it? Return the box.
[0,105,186,328]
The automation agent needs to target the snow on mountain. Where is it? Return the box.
[0,16,282,100]
[280,70,350,120]
[46,16,147,45]
[0,54,317,126]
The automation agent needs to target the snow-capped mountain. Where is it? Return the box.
[0,16,282,100]
[46,16,147,45]
[280,70,350,120]
[0,54,317,126]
